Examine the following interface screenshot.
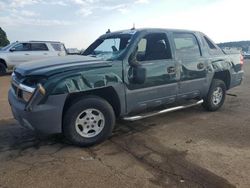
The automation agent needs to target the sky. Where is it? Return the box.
[0,0,249,49]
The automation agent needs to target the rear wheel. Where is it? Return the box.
[0,63,6,75]
[202,79,226,111]
[63,96,115,147]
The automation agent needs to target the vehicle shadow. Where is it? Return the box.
[0,117,235,188]
[0,72,12,77]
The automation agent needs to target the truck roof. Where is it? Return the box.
[101,28,200,38]
[14,41,63,43]
[29,41,63,43]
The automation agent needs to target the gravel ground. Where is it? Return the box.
[0,61,249,188]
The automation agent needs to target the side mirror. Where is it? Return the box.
[9,48,16,52]
[128,65,146,84]
[132,66,146,84]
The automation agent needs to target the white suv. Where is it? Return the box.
[0,41,67,75]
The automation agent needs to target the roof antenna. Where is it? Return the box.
[131,23,135,30]
[106,29,111,34]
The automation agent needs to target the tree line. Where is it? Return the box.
[0,27,10,47]
[217,41,250,52]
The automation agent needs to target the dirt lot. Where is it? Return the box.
[0,62,249,188]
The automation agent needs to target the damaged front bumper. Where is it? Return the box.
[8,87,67,134]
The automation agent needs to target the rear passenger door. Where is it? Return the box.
[172,32,207,99]
[125,32,178,113]
[29,43,50,60]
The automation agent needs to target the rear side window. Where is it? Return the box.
[204,36,217,49]
[51,43,65,51]
[31,43,48,51]
[173,33,201,57]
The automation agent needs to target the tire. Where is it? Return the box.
[63,96,116,147]
[0,63,6,76]
[202,79,226,111]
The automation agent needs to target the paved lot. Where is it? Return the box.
[0,74,12,120]
[0,62,250,188]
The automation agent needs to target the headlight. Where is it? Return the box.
[21,84,46,102]
[25,84,46,111]
[11,72,46,103]
[22,90,33,102]
[23,76,47,87]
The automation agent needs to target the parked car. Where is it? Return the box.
[67,48,80,55]
[0,41,67,75]
[8,28,244,146]
[243,52,250,59]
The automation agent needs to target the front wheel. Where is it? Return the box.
[202,79,226,111]
[0,63,6,76]
[63,96,115,147]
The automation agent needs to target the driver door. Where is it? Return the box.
[125,32,178,114]
[7,43,32,67]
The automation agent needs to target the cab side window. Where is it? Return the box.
[173,33,201,59]
[51,43,65,51]
[136,33,172,62]
[203,35,223,55]
[13,43,31,51]
[204,36,217,49]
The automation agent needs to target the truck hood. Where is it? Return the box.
[15,55,111,77]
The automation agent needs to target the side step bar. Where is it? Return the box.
[123,99,204,121]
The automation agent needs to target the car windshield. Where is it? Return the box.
[83,33,133,60]
[0,42,16,51]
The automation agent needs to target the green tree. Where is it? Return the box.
[0,27,10,47]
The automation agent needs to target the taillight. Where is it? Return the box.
[240,54,244,65]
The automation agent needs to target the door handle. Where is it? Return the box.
[24,53,30,55]
[167,66,176,74]
[44,53,48,55]
[197,63,205,70]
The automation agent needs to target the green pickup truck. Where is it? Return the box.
[8,28,244,146]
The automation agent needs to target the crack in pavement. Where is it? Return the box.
[110,122,235,188]
[87,147,141,181]
[0,119,236,188]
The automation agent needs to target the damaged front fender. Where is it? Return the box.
[50,70,123,95]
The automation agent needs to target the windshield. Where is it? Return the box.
[0,42,16,51]
[83,34,133,60]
